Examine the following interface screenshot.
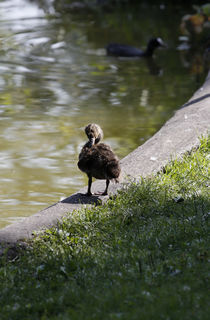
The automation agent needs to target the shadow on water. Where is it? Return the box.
[145,58,162,76]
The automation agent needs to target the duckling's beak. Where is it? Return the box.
[89,137,95,147]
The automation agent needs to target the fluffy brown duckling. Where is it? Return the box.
[78,123,121,196]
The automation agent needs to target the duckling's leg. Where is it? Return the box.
[86,175,92,196]
[102,179,110,196]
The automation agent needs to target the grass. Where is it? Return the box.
[0,136,209,320]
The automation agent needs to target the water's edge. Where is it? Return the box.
[0,70,209,248]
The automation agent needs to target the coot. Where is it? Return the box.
[106,37,165,57]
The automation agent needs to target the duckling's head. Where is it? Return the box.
[85,123,103,146]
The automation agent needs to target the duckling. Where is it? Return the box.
[106,37,166,57]
[78,124,121,196]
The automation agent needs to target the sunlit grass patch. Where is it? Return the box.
[0,136,209,320]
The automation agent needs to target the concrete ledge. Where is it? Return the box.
[0,72,209,246]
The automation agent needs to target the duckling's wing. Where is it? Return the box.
[95,144,120,176]
[78,146,95,173]
[96,143,115,158]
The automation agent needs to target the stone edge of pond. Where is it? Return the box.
[0,71,210,252]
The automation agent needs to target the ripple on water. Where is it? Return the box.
[0,199,21,205]
[0,152,14,169]
[21,157,58,170]
[0,0,45,21]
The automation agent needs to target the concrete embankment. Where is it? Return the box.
[0,71,209,247]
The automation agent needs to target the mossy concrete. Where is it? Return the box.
[0,71,209,246]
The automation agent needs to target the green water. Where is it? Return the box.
[0,0,206,228]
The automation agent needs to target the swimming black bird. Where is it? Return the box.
[78,124,121,196]
[106,37,165,57]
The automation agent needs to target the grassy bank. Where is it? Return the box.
[0,136,209,320]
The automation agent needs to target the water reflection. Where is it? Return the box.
[0,0,206,227]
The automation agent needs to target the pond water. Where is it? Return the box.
[0,0,207,228]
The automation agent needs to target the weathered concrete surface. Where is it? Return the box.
[0,71,209,246]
